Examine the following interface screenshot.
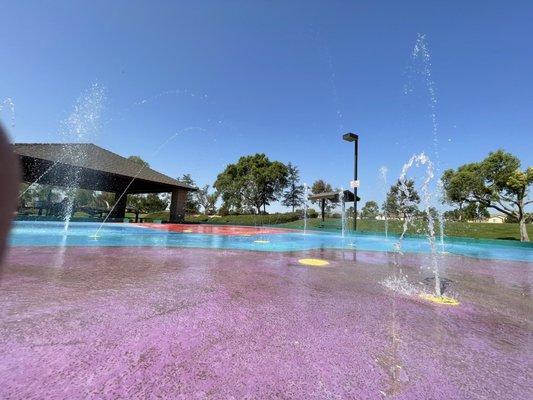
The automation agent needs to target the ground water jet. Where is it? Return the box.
[59,83,106,233]
[409,33,447,248]
[380,166,389,239]
[396,152,442,297]
[340,188,347,239]
[0,98,16,128]
[303,183,309,235]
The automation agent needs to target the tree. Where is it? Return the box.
[505,213,533,224]
[18,183,36,210]
[196,185,219,215]
[127,193,168,222]
[206,193,219,215]
[214,154,289,214]
[142,194,168,213]
[443,209,461,222]
[218,202,230,216]
[126,156,153,218]
[31,184,61,216]
[444,204,489,222]
[462,203,490,222]
[442,150,532,241]
[178,174,200,214]
[282,163,304,212]
[74,189,97,208]
[383,179,420,220]
[94,191,115,210]
[361,201,380,219]
[127,155,150,169]
[346,206,356,220]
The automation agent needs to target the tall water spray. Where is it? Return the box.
[0,98,15,128]
[303,183,309,235]
[340,189,347,239]
[379,166,389,239]
[409,33,446,248]
[395,153,441,296]
[59,83,105,232]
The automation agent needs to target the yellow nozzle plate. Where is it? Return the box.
[298,258,330,267]
[420,293,460,306]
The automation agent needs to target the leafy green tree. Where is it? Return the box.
[127,155,150,168]
[442,150,532,241]
[214,154,289,214]
[218,202,230,216]
[179,174,200,214]
[35,184,61,203]
[126,155,153,216]
[444,204,489,222]
[282,163,304,212]
[30,184,61,215]
[74,189,97,208]
[206,193,219,215]
[346,206,356,219]
[361,201,380,219]
[306,208,318,218]
[443,209,461,222]
[128,193,168,221]
[415,207,440,222]
[18,183,36,209]
[142,194,168,213]
[94,191,115,210]
[505,213,533,224]
[196,185,219,215]
[462,203,490,222]
[383,179,420,220]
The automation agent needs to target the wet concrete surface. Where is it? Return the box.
[0,247,531,399]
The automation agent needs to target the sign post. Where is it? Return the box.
[342,133,359,231]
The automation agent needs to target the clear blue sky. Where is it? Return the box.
[1,1,532,211]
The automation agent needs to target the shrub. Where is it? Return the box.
[306,208,318,218]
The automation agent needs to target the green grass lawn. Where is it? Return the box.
[141,211,531,241]
[276,218,533,241]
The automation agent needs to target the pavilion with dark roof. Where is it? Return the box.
[13,143,196,223]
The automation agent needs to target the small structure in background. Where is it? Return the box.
[13,143,196,223]
[308,190,357,222]
[486,215,506,224]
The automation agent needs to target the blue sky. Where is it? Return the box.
[1,1,532,211]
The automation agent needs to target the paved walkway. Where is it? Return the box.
[0,247,530,399]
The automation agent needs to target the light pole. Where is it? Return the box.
[342,132,359,231]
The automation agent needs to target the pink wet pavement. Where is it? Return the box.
[0,247,530,399]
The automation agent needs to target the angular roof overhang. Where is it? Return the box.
[13,143,197,194]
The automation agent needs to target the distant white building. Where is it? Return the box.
[486,215,506,224]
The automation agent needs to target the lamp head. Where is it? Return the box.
[342,132,359,142]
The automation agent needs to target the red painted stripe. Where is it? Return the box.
[135,223,294,236]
